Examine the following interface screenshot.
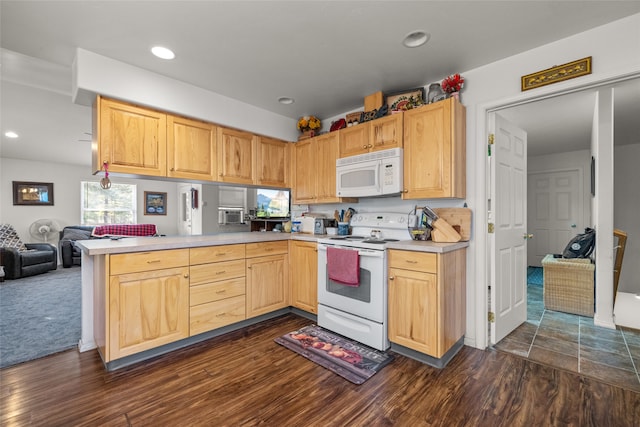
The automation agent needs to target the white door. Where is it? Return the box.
[177,183,202,236]
[489,114,528,344]
[527,170,583,266]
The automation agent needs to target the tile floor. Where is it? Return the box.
[494,281,640,392]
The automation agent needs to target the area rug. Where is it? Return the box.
[527,266,543,286]
[0,267,81,368]
[275,325,394,384]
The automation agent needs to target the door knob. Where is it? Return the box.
[571,224,577,228]
[523,233,534,240]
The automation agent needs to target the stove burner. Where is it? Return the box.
[361,238,400,244]
[330,235,365,241]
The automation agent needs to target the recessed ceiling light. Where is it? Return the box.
[4,131,18,138]
[402,31,430,48]
[278,97,295,105]
[151,46,175,60]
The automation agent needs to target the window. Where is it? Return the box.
[81,181,137,225]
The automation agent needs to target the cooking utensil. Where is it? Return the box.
[334,210,341,222]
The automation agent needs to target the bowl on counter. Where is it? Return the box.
[326,227,337,235]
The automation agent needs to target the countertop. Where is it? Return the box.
[77,232,468,255]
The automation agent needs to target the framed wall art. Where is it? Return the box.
[144,191,167,215]
[385,87,426,113]
[12,181,54,206]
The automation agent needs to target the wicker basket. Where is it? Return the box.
[541,254,595,317]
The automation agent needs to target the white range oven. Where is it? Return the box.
[317,212,411,350]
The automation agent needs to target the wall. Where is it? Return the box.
[0,158,182,248]
[614,143,640,293]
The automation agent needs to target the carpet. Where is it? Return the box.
[0,267,81,368]
[275,325,394,385]
[527,266,543,286]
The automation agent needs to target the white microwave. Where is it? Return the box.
[336,147,403,197]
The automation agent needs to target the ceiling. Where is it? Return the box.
[1,1,640,166]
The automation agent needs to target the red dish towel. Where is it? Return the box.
[327,246,360,286]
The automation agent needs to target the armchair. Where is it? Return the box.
[59,225,95,268]
[0,224,57,280]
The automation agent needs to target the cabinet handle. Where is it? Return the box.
[216,313,226,317]
[265,248,273,252]
[170,167,175,171]
[389,276,395,280]
[367,144,372,148]
[146,260,161,264]
[216,252,227,256]
[183,274,189,278]
[402,189,409,193]
[216,270,226,275]
[247,266,252,270]
[216,290,226,294]
[362,145,368,149]
[406,260,418,264]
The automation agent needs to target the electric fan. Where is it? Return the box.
[28,219,61,243]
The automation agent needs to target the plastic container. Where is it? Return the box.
[291,221,302,233]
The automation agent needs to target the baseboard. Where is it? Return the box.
[78,339,96,352]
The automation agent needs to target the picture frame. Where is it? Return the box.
[144,191,167,215]
[384,87,426,113]
[12,181,54,206]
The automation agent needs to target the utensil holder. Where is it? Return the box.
[338,222,350,236]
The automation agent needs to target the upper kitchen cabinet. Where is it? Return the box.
[217,127,256,185]
[338,113,403,158]
[293,132,357,205]
[93,96,167,177]
[167,115,217,181]
[402,98,466,199]
[256,136,290,188]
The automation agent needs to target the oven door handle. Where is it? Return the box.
[317,244,385,258]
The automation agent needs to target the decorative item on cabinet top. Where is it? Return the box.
[385,87,426,113]
[297,115,321,141]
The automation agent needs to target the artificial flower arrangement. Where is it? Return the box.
[297,115,321,133]
[441,73,465,93]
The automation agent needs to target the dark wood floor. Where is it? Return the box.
[1,314,638,426]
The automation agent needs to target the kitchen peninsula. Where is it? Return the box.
[77,232,468,370]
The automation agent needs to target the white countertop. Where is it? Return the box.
[76,232,468,255]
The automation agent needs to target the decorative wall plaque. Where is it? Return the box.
[521,57,592,91]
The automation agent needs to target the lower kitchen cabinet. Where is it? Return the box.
[107,249,190,361]
[388,248,466,358]
[189,245,246,336]
[246,241,289,318]
[289,240,318,314]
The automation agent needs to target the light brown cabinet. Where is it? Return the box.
[402,97,466,199]
[94,96,167,177]
[246,241,288,318]
[338,114,403,158]
[107,249,190,362]
[256,136,290,188]
[167,115,217,181]
[217,127,256,185]
[293,132,357,204]
[189,244,246,336]
[289,240,318,314]
[388,248,466,358]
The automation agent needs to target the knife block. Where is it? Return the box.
[430,218,462,243]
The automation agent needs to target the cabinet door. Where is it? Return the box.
[109,266,189,361]
[388,267,440,357]
[289,241,318,314]
[292,138,317,204]
[97,96,167,177]
[217,127,256,184]
[246,253,288,318]
[167,115,217,180]
[339,122,370,157]
[316,133,341,202]
[403,98,465,199]
[370,113,403,151]
[257,136,290,187]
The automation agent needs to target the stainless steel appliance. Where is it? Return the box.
[336,148,403,198]
[317,212,411,350]
[314,218,335,235]
[218,207,244,225]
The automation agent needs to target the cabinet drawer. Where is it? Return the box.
[190,295,246,336]
[246,241,288,258]
[190,244,245,265]
[190,259,245,286]
[388,250,437,273]
[190,277,245,306]
[110,249,189,275]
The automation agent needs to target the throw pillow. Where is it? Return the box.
[0,224,28,252]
